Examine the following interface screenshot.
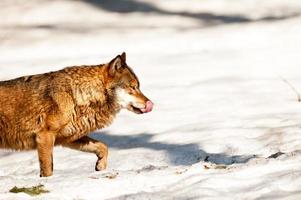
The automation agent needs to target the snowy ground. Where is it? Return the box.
[1,0,301,199]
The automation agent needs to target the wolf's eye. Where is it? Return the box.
[128,88,134,94]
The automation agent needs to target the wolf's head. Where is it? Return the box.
[106,52,153,114]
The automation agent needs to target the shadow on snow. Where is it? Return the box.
[82,0,301,26]
[90,132,256,166]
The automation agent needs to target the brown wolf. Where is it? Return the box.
[0,52,153,177]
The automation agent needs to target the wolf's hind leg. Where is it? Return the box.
[62,136,108,171]
[36,131,55,177]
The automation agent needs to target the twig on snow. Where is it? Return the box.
[279,76,301,102]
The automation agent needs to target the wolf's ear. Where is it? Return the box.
[121,52,126,62]
[109,54,125,76]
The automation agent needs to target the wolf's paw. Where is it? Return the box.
[40,170,53,177]
[95,157,107,171]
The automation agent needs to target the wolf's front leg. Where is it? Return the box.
[62,136,108,171]
[36,131,55,177]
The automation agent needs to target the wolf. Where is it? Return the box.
[0,52,153,177]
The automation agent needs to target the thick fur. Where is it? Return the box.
[0,52,151,177]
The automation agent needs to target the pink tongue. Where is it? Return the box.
[141,101,154,113]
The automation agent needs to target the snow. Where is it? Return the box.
[1,0,301,199]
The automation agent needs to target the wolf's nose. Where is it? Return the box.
[145,100,154,113]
